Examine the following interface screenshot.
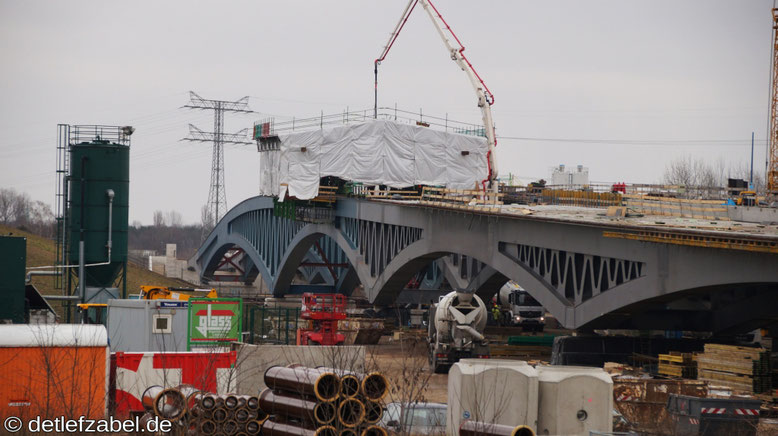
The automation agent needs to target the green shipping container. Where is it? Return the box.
[0,236,26,323]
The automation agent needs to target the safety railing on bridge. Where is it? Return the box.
[623,195,729,220]
[540,189,623,208]
[420,186,504,212]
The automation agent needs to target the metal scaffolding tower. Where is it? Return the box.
[183,91,253,230]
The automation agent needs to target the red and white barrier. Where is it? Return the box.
[112,351,237,417]
[700,408,726,414]
[734,408,759,416]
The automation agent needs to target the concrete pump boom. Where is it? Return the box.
[374,0,499,192]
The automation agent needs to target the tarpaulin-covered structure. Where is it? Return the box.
[259,120,488,200]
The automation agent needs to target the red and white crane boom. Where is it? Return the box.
[374,0,499,192]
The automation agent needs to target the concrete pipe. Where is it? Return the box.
[360,426,388,436]
[141,386,164,410]
[223,420,240,435]
[138,411,155,431]
[315,425,338,436]
[212,406,229,423]
[261,420,316,436]
[315,367,362,398]
[197,393,217,410]
[182,388,204,412]
[224,394,240,409]
[236,394,260,410]
[245,419,264,435]
[199,418,218,435]
[360,373,389,402]
[363,401,383,424]
[143,386,187,422]
[337,398,366,428]
[235,406,251,423]
[259,389,336,425]
[459,421,535,436]
[265,366,340,402]
[339,429,358,436]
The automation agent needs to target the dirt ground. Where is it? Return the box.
[368,337,449,403]
[366,329,555,404]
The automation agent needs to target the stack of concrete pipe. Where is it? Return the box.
[459,421,535,436]
[139,384,267,435]
[260,365,390,436]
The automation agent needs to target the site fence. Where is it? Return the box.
[245,306,303,345]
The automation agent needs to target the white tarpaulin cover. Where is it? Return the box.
[259,120,488,200]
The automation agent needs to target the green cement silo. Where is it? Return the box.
[68,138,129,288]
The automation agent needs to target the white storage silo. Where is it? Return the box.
[536,365,613,436]
[447,359,539,436]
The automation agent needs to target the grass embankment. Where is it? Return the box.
[1,224,194,319]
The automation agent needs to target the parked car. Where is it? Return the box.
[381,402,447,435]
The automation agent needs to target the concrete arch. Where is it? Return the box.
[368,238,572,320]
[199,234,271,287]
[271,224,369,295]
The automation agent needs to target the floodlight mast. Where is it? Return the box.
[374,0,499,192]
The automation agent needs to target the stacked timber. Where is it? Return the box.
[658,352,697,379]
[696,344,772,394]
[260,365,390,436]
[138,384,266,435]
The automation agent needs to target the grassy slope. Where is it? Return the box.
[1,224,194,318]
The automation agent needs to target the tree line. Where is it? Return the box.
[0,188,56,238]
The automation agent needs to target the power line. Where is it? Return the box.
[498,136,766,146]
[181,91,253,232]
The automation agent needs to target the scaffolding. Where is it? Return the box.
[254,107,487,142]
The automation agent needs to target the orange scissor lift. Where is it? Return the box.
[297,293,347,345]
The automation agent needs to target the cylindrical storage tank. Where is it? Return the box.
[68,138,129,287]
[535,365,613,436]
[447,359,538,436]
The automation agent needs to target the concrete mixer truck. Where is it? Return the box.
[498,281,546,332]
[427,291,490,373]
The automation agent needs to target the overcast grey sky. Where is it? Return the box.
[1,0,773,224]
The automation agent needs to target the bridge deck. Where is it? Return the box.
[368,199,778,245]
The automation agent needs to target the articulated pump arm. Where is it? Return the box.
[374,0,499,192]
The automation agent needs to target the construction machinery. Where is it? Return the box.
[428,291,489,373]
[374,0,499,192]
[77,303,108,325]
[735,190,759,207]
[139,286,217,301]
[498,281,546,332]
[298,293,346,346]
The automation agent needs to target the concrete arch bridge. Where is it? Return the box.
[194,196,778,333]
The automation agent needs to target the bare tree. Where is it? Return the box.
[0,187,16,223]
[201,204,214,233]
[165,210,183,227]
[153,210,165,227]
